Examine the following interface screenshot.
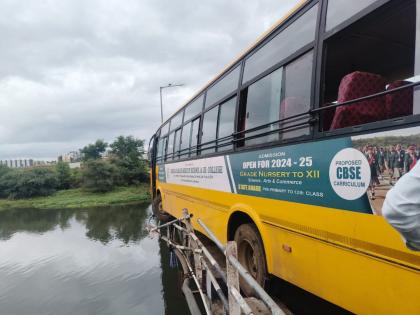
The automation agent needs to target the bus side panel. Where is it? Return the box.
[267,223,420,315]
[159,181,420,315]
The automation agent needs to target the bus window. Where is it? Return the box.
[166,131,175,161]
[201,106,218,154]
[157,136,167,163]
[326,0,378,32]
[190,117,200,157]
[180,122,192,158]
[217,97,236,152]
[322,0,416,131]
[173,129,181,160]
[282,50,313,139]
[242,4,318,83]
[184,95,204,122]
[161,121,170,136]
[205,65,240,108]
[241,67,283,146]
[170,110,184,132]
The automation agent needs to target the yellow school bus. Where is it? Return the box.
[149,1,420,314]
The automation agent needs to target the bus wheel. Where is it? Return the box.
[234,223,267,297]
[152,194,171,222]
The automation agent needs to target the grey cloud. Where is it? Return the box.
[0,0,298,159]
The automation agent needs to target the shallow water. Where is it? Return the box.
[0,204,189,315]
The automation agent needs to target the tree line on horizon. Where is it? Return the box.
[0,136,149,199]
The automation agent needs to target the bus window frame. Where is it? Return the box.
[173,128,182,160]
[160,120,171,137]
[179,121,193,159]
[155,0,420,164]
[165,131,175,161]
[235,48,316,153]
[323,0,390,40]
[190,116,201,158]
[183,94,205,125]
[204,63,242,110]
[242,1,319,86]
[169,109,185,133]
[242,2,320,84]
[313,0,420,140]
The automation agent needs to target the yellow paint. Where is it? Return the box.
[155,180,420,315]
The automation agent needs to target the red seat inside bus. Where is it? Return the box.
[330,71,386,130]
[386,80,413,119]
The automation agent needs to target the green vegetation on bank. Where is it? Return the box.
[0,135,150,209]
[0,185,150,210]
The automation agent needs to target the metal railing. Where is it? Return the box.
[147,209,288,315]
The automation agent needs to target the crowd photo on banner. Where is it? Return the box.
[352,126,420,214]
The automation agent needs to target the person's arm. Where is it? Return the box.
[382,162,420,251]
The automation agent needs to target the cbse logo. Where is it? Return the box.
[329,148,370,200]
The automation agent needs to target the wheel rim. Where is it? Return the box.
[239,239,258,279]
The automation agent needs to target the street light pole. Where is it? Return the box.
[159,83,184,123]
[159,86,164,123]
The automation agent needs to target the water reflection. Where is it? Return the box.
[0,204,189,315]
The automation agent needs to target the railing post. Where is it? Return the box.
[183,209,203,286]
[226,241,240,315]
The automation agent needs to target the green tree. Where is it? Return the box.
[109,136,148,185]
[110,136,144,159]
[80,139,108,161]
[55,161,71,190]
[81,160,120,193]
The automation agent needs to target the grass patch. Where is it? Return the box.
[0,184,151,210]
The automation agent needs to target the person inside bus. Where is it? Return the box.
[382,162,420,251]
[404,144,418,173]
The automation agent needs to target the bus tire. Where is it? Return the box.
[152,193,171,222]
[234,223,267,297]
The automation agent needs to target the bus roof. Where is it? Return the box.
[160,0,308,129]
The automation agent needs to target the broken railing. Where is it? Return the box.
[147,209,286,315]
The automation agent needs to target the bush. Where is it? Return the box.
[70,168,83,188]
[0,167,59,199]
[111,157,149,186]
[55,161,71,190]
[81,160,120,193]
[0,165,12,198]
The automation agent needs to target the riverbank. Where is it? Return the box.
[0,185,150,210]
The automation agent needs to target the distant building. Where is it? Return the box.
[62,151,81,163]
[0,158,55,168]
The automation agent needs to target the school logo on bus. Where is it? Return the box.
[329,148,371,200]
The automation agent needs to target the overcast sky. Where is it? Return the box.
[0,0,299,160]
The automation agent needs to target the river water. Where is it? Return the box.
[0,204,190,315]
